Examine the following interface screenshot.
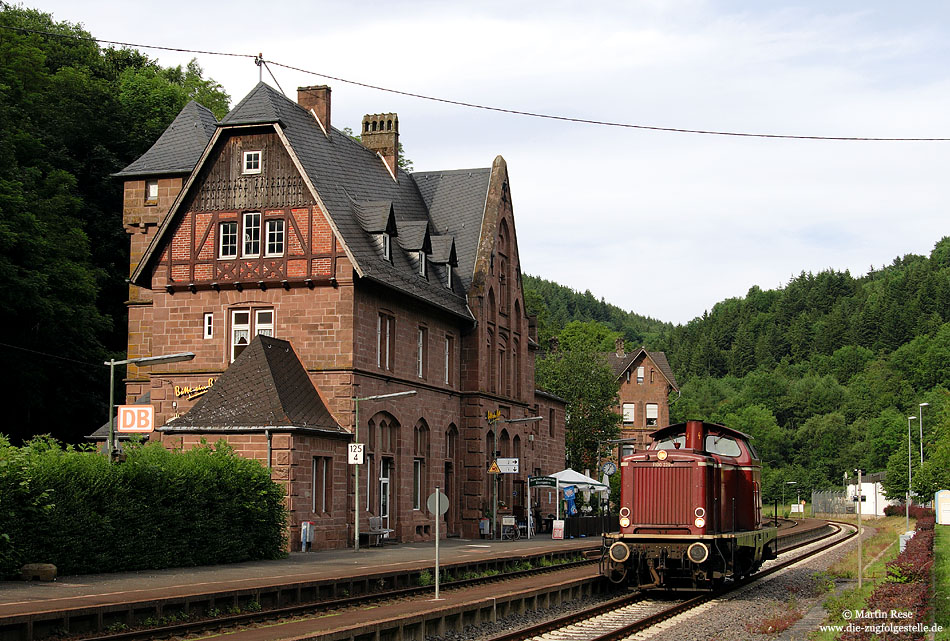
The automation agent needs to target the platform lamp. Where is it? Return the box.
[908,415,917,532]
[352,390,416,552]
[488,414,543,539]
[783,481,797,517]
[106,352,195,463]
[918,402,929,465]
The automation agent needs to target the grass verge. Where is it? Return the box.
[936,525,949,641]
[809,516,908,641]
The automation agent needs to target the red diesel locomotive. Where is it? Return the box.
[602,420,778,590]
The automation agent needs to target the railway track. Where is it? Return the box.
[64,556,599,641]
[485,521,855,641]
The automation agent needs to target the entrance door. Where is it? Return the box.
[444,461,456,535]
[379,458,393,531]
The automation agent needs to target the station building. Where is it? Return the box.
[114,83,566,549]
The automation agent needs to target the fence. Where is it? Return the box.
[811,490,853,515]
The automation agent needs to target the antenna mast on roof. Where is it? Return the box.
[255,53,263,82]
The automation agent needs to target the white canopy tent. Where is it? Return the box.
[549,468,609,520]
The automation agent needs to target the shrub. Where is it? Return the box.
[883,504,935,520]
[0,437,287,577]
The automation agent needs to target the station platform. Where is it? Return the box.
[0,534,602,618]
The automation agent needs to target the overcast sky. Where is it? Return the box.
[32,1,950,325]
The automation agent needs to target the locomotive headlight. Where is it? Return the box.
[687,542,709,564]
[619,506,630,518]
[656,449,668,461]
[694,507,705,518]
[619,517,631,528]
[694,517,706,528]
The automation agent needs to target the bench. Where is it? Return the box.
[367,516,394,546]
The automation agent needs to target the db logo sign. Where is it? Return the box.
[117,405,154,433]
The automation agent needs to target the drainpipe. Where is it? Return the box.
[266,429,272,470]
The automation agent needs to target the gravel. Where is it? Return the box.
[427,526,868,641]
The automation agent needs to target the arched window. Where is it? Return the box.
[513,337,521,399]
[488,288,496,325]
[413,420,429,510]
[488,330,496,394]
[370,412,400,523]
[446,424,459,461]
[514,300,521,336]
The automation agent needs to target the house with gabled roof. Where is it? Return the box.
[606,339,679,454]
[114,83,565,549]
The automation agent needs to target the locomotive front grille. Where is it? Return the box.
[631,464,693,526]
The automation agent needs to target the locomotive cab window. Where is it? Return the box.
[654,435,685,450]
[704,434,742,457]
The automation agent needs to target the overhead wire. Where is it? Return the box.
[2,22,949,142]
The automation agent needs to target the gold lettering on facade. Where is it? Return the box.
[174,378,216,400]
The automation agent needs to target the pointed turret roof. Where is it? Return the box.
[161,335,347,435]
[114,101,218,177]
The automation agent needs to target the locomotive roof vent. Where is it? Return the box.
[685,419,705,453]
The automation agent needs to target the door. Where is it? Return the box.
[380,458,393,532]
[444,461,457,535]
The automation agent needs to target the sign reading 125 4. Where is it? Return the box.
[348,443,364,465]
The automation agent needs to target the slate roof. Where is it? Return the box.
[161,335,348,435]
[114,101,218,177]
[606,348,679,390]
[131,83,484,319]
[413,168,492,294]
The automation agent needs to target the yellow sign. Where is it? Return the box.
[174,378,216,400]
[487,460,501,474]
[486,410,502,422]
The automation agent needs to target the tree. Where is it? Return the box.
[0,4,230,444]
[557,320,623,353]
[535,350,620,471]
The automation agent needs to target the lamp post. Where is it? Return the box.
[783,481,797,517]
[106,352,195,463]
[352,390,417,552]
[487,414,543,539]
[907,415,916,532]
[919,403,929,465]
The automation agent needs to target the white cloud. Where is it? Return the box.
[31,0,950,323]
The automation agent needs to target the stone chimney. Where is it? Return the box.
[361,113,399,175]
[297,85,331,131]
[615,337,625,358]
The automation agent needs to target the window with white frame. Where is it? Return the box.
[381,233,391,261]
[377,313,394,370]
[646,403,659,426]
[445,266,453,289]
[243,150,261,174]
[413,459,422,509]
[636,366,644,384]
[203,313,213,339]
[145,179,159,203]
[312,457,331,513]
[418,251,427,278]
[622,403,635,424]
[444,335,453,385]
[230,308,274,361]
[265,218,284,256]
[243,212,261,257]
[219,221,238,258]
[417,327,427,378]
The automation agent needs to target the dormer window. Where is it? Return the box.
[243,151,262,175]
[418,251,427,278]
[445,266,453,290]
[381,233,391,261]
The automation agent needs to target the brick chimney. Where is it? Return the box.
[361,113,399,175]
[297,85,331,131]
[615,337,625,358]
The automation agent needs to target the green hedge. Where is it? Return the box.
[0,436,287,577]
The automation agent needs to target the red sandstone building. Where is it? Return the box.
[114,83,566,549]
[605,340,679,454]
